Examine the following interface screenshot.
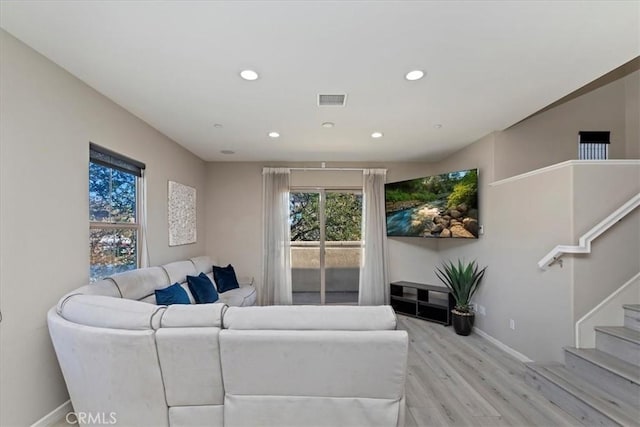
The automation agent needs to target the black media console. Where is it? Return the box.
[390,281,454,326]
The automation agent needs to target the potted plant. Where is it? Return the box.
[435,259,487,336]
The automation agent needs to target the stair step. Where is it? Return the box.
[564,347,640,407]
[623,304,640,332]
[525,363,640,426]
[595,327,640,366]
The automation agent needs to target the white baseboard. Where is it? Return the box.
[31,400,71,427]
[473,327,533,363]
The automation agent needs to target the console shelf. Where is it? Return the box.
[390,281,454,326]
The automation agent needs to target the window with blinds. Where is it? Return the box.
[89,144,145,281]
[579,131,610,160]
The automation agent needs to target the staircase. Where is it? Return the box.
[525,304,640,426]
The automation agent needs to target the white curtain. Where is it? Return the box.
[261,168,292,305]
[139,169,150,268]
[359,169,389,306]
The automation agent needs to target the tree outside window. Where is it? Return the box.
[89,150,141,281]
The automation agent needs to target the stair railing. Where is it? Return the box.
[538,193,640,270]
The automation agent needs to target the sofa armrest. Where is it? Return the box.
[161,303,227,328]
[57,294,165,330]
[237,276,254,286]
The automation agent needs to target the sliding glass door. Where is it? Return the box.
[290,190,362,304]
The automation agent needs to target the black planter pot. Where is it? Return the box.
[451,310,475,336]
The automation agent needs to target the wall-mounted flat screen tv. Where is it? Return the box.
[385,168,479,238]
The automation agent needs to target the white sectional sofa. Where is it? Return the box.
[74,256,257,307]
[47,255,409,427]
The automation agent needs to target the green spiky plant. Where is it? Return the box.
[435,259,487,314]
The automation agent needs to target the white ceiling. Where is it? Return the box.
[1,1,638,162]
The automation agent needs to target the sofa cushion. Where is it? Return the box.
[218,292,245,307]
[58,294,165,330]
[109,266,169,301]
[190,256,213,275]
[47,310,169,427]
[156,328,225,406]
[142,283,197,305]
[223,305,397,330]
[163,260,198,285]
[217,285,256,307]
[213,264,240,293]
[161,303,226,328]
[155,283,191,305]
[187,273,219,304]
[206,272,253,287]
[219,329,408,399]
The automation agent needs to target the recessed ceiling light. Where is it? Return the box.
[240,70,259,81]
[220,150,235,155]
[405,70,425,81]
[322,122,335,128]
[268,131,280,138]
[371,132,383,138]
[213,123,223,128]
[434,124,442,129]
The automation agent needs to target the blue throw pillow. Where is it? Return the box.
[155,283,190,305]
[187,273,219,304]
[213,264,240,293]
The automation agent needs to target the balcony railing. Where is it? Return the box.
[291,241,361,301]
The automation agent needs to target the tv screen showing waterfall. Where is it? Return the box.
[385,168,479,238]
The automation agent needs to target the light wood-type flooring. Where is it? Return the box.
[398,315,581,427]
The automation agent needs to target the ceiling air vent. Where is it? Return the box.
[318,94,347,107]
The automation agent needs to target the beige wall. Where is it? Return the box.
[433,70,639,361]
[572,163,640,319]
[205,163,263,281]
[494,71,638,181]
[484,167,576,362]
[432,133,575,362]
[204,161,445,293]
[0,30,207,426]
[435,151,638,363]
[625,71,640,158]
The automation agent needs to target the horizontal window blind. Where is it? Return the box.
[90,143,145,177]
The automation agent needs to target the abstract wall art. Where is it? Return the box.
[168,180,196,246]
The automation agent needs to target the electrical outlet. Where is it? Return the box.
[478,305,486,315]
[509,319,516,330]
[479,225,484,235]
[470,303,477,312]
